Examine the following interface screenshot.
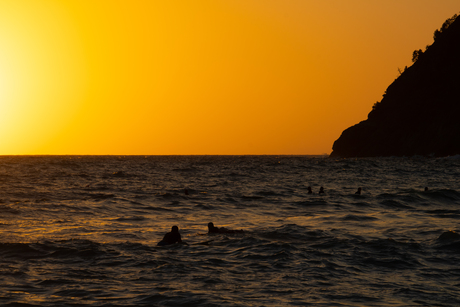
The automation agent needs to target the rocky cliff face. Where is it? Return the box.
[330,14,460,158]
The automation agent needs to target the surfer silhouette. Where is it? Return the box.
[307,186,312,194]
[319,187,325,194]
[208,222,243,234]
[438,230,460,241]
[157,225,182,246]
[355,187,362,195]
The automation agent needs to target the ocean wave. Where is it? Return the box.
[1,156,460,306]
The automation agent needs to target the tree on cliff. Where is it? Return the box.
[433,13,458,42]
[412,49,423,63]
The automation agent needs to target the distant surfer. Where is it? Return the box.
[355,187,362,195]
[307,186,312,194]
[424,187,429,192]
[438,230,460,241]
[208,222,243,234]
[157,225,182,246]
[319,187,324,194]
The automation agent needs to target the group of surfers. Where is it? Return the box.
[157,222,243,246]
[157,186,438,246]
[308,186,361,195]
[158,187,364,246]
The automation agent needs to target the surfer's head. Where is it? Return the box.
[208,222,219,233]
[171,225,179,233]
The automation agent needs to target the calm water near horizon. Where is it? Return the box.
[0,155,459,306]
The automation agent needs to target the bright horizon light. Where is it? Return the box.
[0,0,458,155]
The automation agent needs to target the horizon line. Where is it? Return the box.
[0,154,331,157]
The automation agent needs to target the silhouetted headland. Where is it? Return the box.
[331,13,460,158]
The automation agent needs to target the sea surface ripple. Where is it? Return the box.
[0,155,460,306]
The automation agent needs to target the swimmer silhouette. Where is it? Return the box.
[208,222,243,234]
[355,187,362,195]
[424,187,429,192]
[157,225,182,246]
[319,187,324,194]
[184,189,189,195]
[307,186,312,194]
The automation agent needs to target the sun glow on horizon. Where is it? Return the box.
[0,0,459,155]
[0,1,88,154]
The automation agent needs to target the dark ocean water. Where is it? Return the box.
[1,155,460,306]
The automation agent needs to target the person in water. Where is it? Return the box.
[157,225,182,246]
[319,187,324,194]
[208,222,243,234]
[355,187,362,195]
[307,186,312,194]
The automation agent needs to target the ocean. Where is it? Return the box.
[0,155,459,306]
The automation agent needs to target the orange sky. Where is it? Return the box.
[0,0,458,155]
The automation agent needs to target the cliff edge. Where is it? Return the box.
[331,14,460,158]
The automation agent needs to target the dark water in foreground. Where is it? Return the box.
[1,155,460,306]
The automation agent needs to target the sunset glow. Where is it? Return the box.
[0,0,458,155]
